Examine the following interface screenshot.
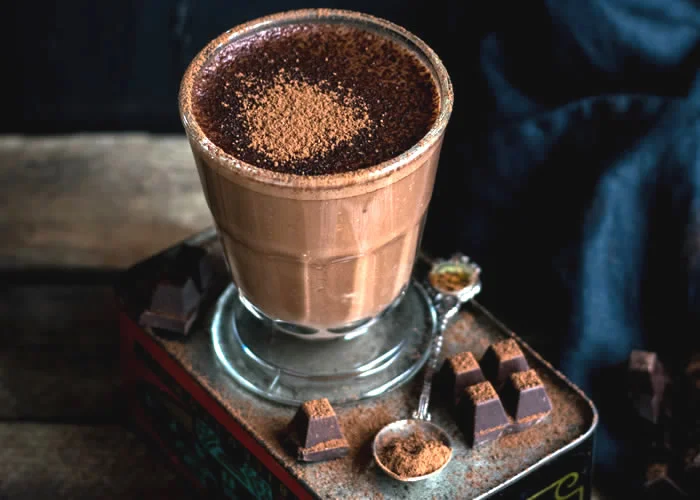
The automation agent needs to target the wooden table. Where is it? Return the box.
[0,134,609,499]
[0,134,212,498]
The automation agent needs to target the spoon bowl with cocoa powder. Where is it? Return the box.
[373,419,453,482]
[373,254,481,481]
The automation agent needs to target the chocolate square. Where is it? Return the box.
[138,278,201,335]
[437,351,485,403]
[480,339,529,389]
[150,279,200,316]
[628,350,667,424]
[644,463,686,499]
[682,449,700,493]
[287,398,348,462]
[502,369,552,431]
[457,381,510,447]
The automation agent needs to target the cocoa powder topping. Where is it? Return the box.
[378,432,451,478]
[192,23,439,175]
[239,73,372,166]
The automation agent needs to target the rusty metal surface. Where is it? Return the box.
[139,231,598,499]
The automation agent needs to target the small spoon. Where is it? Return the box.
[373,254,482,482]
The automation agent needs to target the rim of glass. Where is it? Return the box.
[179,8,453,190]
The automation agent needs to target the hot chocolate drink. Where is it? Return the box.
[180,10,452,334]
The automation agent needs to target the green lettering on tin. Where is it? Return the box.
[527,472,584,500]
[195,418,272,500]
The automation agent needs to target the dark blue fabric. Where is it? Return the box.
[423,0,700,491]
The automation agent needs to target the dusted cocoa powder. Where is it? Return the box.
[193,23,438,175]
[239,72,372,166]
[378,432,451,478]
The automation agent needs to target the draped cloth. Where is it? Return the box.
[423,0,700,489]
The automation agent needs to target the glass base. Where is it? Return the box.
[211,280,437,406]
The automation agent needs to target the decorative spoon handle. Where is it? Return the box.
[412,254,481,421]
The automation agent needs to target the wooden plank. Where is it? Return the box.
[0,285,118,349]
[0,285,118,420]
[0,134,213,269]
[0,351,117,421]
[0,423,189,499]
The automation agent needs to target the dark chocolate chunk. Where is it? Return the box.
[644,463,686,499]
[437,351,485,403]
[628,350,667,424]
[175,244,227,294]
[480,339,529,389]
[675,447,700,494]
[150,278,200,316]
[138,278,201,335]
[287,398,348,462]
[687,353,700,378]
[685,353,700,406]
[457,381,510,447]
[138,309,198,335]
[502,369,552,431]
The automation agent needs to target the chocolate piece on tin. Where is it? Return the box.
[457,381,510,447]
[480,339,529,389]
[685,353,700,408]
[681,448,700,488]
[287,398,348,462]
[686,353,700,380]
[643,463,686,499]
[501,369,552,431]
[628,350,667,424]
[138,278,201,335]
[437,351,485,404]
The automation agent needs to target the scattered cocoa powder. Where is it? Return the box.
[514,411,548,425]
[238,72,372,166]
[511,369,543,391]
[378,432,451,478]
[341,405,394,452]
[300,438,349,453]
[492,339,524,361]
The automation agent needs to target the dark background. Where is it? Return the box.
[6,0,700,495]
[6,0,477,134]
